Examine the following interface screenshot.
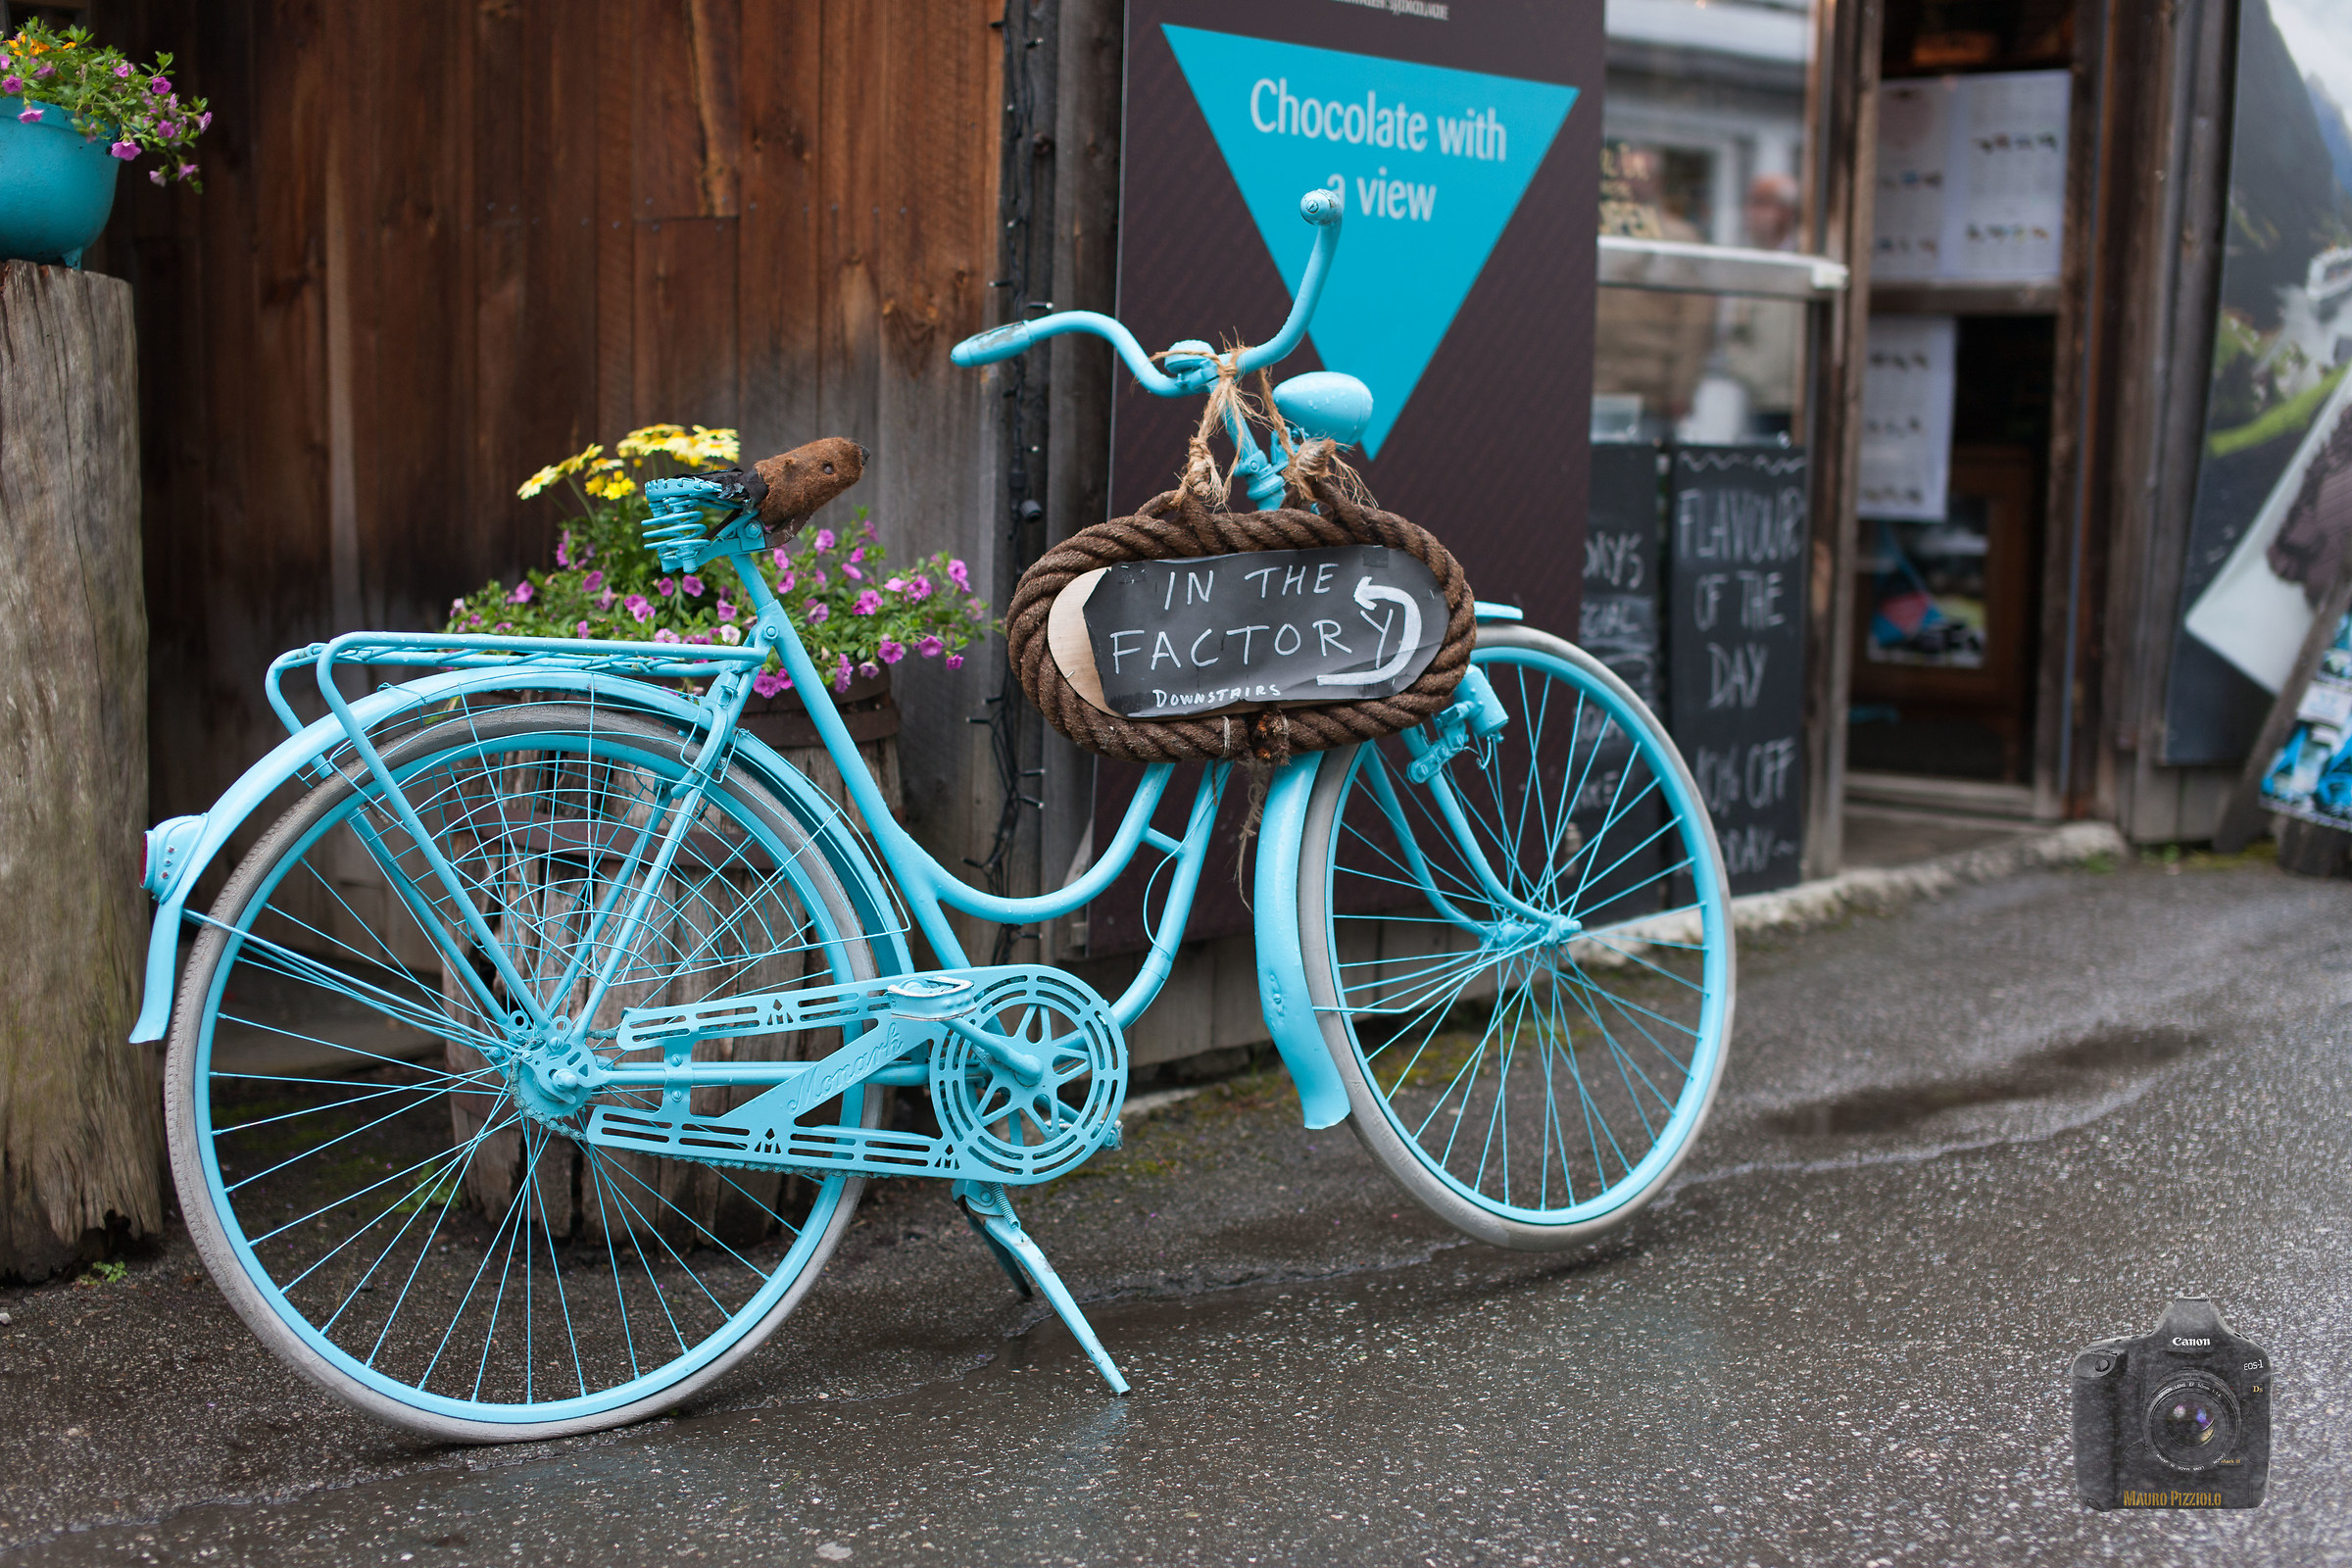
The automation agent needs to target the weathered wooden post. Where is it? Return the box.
[0,261,163,1278]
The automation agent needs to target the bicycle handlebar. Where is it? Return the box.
[951,188,1342,396]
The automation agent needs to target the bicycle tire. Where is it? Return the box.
[1296,624,1735,1250]
[166,703,886,1442]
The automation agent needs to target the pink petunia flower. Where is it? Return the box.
[576,620,592,637]
[114,63,132,79]
[771,547,790,568]
[156,122,174,137]
[717,623,743,644]
[842,564,863,581]
[624,594,653,622]
[876,639,906,664]
[715,599,738,621]
[775,567,796,594]
[908,575,933,601]
[111,141,139,160]
[884,577,906,593]
[599,588,617,609]
[808,567,826,588]
[752,670,789,699]
[848,545,864,564]
[198,111,213,130]
[945,653,964,670]
[833,655,854,693]
[509,581,534,605]
[680,574,705,597]
[813,529,836,552]
[858,662,882,681]
[853,590,882,616]
[657,576,676,597]
[556,534,571,568]
[916,635,945,658]
[149,170,165,185]
[150,76,172,95]
[653,628,681,643]
[805,602,831,625]
[685,632,711,645]
[17,109,41,123]
[948,559,970,590]
[2,75,24,94]
[581,569,605,594]
[177,164,196,178]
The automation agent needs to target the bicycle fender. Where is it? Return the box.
[1253,753,1349,1131]
[129,668,906,1044]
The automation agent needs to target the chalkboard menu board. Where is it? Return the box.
[1583,444,1665,707]
[1572,443,1668,922]
[1667,447,1809,895]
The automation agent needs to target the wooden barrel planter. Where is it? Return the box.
[436,675,901,1245]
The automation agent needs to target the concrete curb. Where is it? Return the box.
[1583,819,2129,960]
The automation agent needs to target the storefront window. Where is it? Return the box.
[1594,0,1818,443]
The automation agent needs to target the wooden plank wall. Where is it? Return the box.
[87,0,1005,864]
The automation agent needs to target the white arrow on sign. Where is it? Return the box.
[1315,576,1423,688]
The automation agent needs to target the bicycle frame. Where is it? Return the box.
[134,184,1542,1137]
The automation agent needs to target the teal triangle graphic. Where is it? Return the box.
[1163,25,1578,457]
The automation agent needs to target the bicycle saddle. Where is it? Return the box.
[699,435,869,532]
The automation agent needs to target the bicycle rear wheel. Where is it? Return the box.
[166,703,885,1442]
[1297,624,1734,1250]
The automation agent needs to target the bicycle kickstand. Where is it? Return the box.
[953,1179,1130,1396]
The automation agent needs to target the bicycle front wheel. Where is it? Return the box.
[166,703,886,1442]
[1297,624,1734,1250]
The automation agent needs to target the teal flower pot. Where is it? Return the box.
[0,98,122,267]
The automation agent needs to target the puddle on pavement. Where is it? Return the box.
[1767,1024,2209,1137]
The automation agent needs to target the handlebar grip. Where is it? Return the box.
[952,320,1037,368]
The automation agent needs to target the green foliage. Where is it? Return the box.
[73,1259,127,1288]
[446,424,989,695]
[2,19,213,188]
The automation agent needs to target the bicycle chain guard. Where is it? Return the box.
[576,964,1126,1186]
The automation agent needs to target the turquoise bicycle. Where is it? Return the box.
[136,190,1734,1442]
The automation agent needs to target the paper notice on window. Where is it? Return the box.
[1874,70,2069,286]
[1873,79,1954,282]
[1951,71,2070,281]
[1857,316,1958,521]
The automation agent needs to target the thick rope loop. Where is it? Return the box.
[1006,469,1477,763]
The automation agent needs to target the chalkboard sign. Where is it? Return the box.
[1080,545,1446,719]
[1583,444,1665,707]
[1569,442,1668,921]
[1667,446,1809,896]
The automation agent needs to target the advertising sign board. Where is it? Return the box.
[2162,0,2352,763]
[1114,0,1602,639]
[1090,1,1601,956]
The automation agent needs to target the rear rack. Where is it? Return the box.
[264,630,768,740]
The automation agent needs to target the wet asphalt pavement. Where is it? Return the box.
[6,852,2352,1565]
